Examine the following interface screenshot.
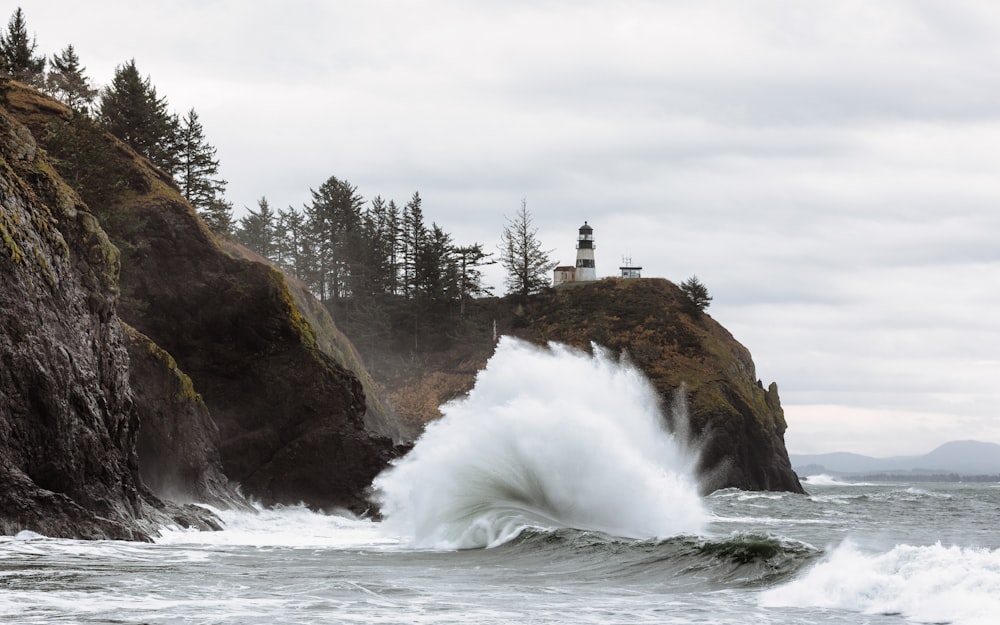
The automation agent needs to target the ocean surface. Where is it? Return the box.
[3,339,999,624]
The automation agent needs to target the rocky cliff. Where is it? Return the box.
[510,279,803,494]
[0,98,223,538]
[340,279,804,495]
[124,324,245,508]
[4,83,402,522]
[0,103,148,538]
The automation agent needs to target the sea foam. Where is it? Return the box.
[760,540,1000,625]
[373,336,706,549]
[154,504,394,549]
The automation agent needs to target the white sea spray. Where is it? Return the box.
[761,540,1000,625]
[372,336,706,549]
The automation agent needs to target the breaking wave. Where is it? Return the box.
[761,540,1000,625]
[372,337,706,549]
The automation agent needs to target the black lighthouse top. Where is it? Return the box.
[578,221,594,249]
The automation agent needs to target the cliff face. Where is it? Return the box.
[124,324,245,508]
[353,280,804,495]
[6,84,401,514]
[112,205,396,511]
[508,279,802,494]
[221,240,417,445]
[0,105,147,538]
[1,95,229,538]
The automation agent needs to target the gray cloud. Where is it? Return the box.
[21,0,1000,454]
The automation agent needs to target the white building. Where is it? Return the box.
[619,257,642,279]
[552,265,576,287]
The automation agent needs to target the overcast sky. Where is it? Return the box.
[19,1,1000,456]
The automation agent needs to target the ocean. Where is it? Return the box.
[3,338,998,624]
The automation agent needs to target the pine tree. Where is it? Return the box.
[386,200,402,295]
[277,207,310,280]
[305,176,364,300]
[453,243,494,315]
[679,275,712,312]
[200,197,235,237]
[414,223,455,300]
[236,197,277,259]
[99,59,179,174]
[44,44,98,112]
[356,195,396,296]
[0,8,45,86]
[500,198,554,297]
[177,108,227,217]
[400,192,426,297]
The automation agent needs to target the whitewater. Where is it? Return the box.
[2,338,999,625]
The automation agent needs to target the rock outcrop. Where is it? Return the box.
[509,279,802,494]
[0,104,149,539]
[347,279,804,495]
[221,240,417,445]
[0,98,222,538]
[124,324,245,508]
[6,83,402,515]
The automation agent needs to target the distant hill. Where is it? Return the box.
[792,440,1000,476]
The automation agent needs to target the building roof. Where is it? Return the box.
[578,221,593,233]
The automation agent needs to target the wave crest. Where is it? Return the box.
[761,540,1000,625]
[372,337,706,549]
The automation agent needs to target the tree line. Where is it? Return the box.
[1,7,620,311]
[235,184,495,308]
[1,7,230,231]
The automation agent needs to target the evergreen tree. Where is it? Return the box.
[276,206,311,280]
[44,44,97,112]
[0,8,45,86]
[400,192,426,297]
[453,243,494,315]
[177,108,227,216]
[305,176,364,300]
[356,195,396,296]
[99,59,179,174]
[679,275,712,312]
[236,197,277,259]
[386,200,402,295]
[499,198,554,297]
[414,223,456,300]
[200,197,235,237]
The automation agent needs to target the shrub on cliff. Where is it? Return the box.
[680,275,712,312]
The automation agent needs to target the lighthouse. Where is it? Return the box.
[575,221,597,281]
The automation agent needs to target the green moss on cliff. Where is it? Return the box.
[1,216,24,263]
[264,264,318,351]
[125,323,204,406]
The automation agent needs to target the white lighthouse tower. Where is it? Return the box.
[575,221,597,281]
